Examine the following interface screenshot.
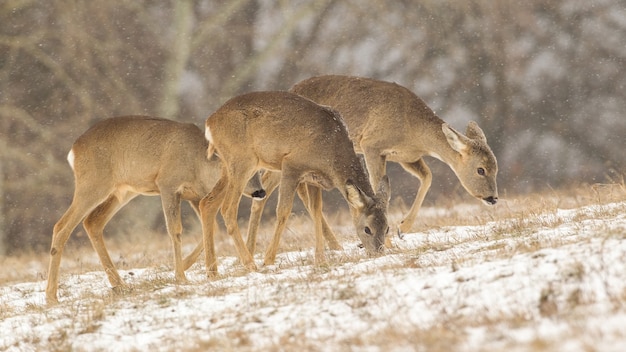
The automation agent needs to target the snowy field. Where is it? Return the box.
[1,199,625,351]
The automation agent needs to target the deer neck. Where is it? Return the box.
[336,157,375,199]
[421,120,463,170]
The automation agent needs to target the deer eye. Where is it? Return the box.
[364,226,372,235]
[477,167,485,176]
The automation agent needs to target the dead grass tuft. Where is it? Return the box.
[357,324,464,352]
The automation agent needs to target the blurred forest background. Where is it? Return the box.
[0,0,624,255]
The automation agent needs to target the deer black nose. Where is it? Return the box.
[483,196,498,205]
[251,189,266,199]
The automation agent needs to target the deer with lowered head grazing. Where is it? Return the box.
[292,75,498,232]
[198,91,390,276]
[45,116,265,304]
[243,75,498,251]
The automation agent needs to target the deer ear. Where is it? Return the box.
[377,175,391,207]
[345,180,367,210]
[465,121,487,142]
[442,123,470,154]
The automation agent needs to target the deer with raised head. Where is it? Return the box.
[243,75,498,251]
[198,91,390,275]
[46,116,265,304]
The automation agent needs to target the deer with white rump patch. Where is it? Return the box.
[199,91,390,275]
[243,75,498,251]
[46,116,265,304]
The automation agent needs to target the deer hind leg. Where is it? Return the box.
[263,169,299,266]
[159,191,188,283]
[246,170,281,255]
[184,172,270,270]
[221,164,257,271]
[82,192,137,290]
[297,184,342,251]
[46,186,113,304]
[398,158,432,234]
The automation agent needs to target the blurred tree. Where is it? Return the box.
[159,0,194,118]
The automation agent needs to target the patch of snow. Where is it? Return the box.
[1,202,625,351]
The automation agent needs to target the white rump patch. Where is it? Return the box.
[67,149,75,170]
[205,126,213,143]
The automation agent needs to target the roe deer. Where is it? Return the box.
[198,91,390,275]
[290,75,498,234]
[243,75,498,252]
[46,116,265,304]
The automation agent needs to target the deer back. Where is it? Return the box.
[291,75,498,204]
[206,91,373,194]
[206,91,389,252]
[71,116,220,200]
[291,75,441,150]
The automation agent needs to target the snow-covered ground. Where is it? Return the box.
[1,201,625,351]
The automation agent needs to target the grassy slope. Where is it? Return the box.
[1,182,625,351]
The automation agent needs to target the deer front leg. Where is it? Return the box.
[199,175,228,277]
[398,159,432,234]
[297,184,342,251]
[160,192,187,283]
[304,184,327,265]
[182,200,204,270]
